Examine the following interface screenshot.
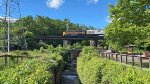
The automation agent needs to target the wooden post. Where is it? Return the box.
[109,53,111,60]
[125,55,128,64]
[4,56,8,66]
[149,57,150,68]
[120,54,122,62]
[140,57,142,68]
[116,54,118,61]
[111,53,113,60]
[132,56,134,66]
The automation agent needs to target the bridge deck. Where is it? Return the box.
[35,35,104,40]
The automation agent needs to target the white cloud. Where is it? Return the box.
[0,16,18,23]
[87,0,99,4]
[105,16,112,23]
[46,0,64,9]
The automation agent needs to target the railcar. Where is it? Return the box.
[86,30,104,36]
[63,30,86,37]
[63,30,104,37]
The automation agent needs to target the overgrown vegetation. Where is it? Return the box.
[0,46,68,84]
[77,47,150,84]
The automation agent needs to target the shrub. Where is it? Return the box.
[0,57,54,84]
[0,47,67,84]
[77,47,150,84]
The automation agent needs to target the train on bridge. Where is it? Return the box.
[63,30,104,37]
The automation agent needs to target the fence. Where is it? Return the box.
[0,54,41,66]
[98,51,150,68]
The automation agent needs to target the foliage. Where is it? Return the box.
[79,46,98,61]
[49,45,70,62]
[0,57,53,84]
[0,46,68,84]
[109,0,150,26]
[72,42,82,49]
[77,56,104,84]
[0,15,95,50]
[77,47,150,84]
[105,0,150,51]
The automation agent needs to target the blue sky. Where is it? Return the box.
[0,0,117,29]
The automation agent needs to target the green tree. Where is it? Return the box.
[105,0,150,51]
[109,0,150,26]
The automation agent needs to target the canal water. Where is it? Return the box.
[60,60,80,84]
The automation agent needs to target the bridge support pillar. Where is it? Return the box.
[90,40,98,47]
[63,40,70,47]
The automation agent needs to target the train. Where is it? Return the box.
[63,30,104,37]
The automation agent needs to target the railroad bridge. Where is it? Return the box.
[35,35,104,47]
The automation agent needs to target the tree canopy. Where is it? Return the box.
[105,0,150,51]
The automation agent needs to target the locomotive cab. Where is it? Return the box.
[63,30,86,37]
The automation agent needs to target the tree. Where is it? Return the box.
[5,15,95,50]
[109,0,150,26]
[105,0,150,51]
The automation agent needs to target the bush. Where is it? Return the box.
[0,56,54,84]
[77,47,150,84]
[77,56,104,84]
[0,47,67,84]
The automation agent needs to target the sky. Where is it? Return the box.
[0,0,117,29]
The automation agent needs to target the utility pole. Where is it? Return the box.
[6,0,10,54]
[0,0,27,54]
[66,23,69,31]
[66,18,69,31]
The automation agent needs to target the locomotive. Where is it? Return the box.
[63,30,104,37]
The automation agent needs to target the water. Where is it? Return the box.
[61,60,80,84]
